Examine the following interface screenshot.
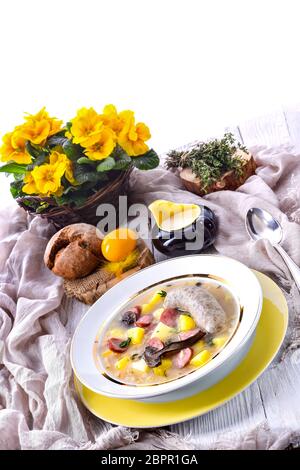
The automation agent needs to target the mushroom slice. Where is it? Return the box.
[143,327,205,367]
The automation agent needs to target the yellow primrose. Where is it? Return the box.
[31,161,65,196]
[100,104,123,133]
[49,151,77,185]
[22,172,38,194]
[0,130,32,164]
[24,107,62,136]
[117,110,151,156]
[70,107,104,147]
[84,128,116,161]
[22,107,63,145]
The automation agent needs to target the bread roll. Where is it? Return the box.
[44,223,103,280]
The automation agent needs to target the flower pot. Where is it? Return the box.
[17,167,133,230]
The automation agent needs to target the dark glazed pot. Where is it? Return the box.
[151,205,217,257]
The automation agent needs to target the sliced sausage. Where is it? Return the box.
[179,328,203,341]
[136,314,153,327]
[173,348,192,369]
[160,308,178,327]
[108,337,130,353]
[147,337,164,350]
[144,328,205,367]
[121,306,142,326]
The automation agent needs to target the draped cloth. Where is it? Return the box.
[0,144,300,449]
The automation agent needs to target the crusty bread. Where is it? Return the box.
[44,223,103,280]
[179,150,256,196]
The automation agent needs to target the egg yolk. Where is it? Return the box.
[101,228,137,262]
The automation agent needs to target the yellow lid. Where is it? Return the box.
[148,199,200,232]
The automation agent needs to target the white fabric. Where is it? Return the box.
[0,144,300,449]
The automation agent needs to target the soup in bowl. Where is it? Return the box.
[71,255,263,402]
[96,277,240,386]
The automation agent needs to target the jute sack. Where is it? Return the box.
[63,239,155,304]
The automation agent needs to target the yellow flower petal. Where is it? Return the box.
[22,107,62,144]
[117,114,150,157]
[0,131,32,164]
[49,151,78,185]
[70,107,104,147]
[136,122,151,141]
[84,128,116,161]
[22,172,38,194]
[31,161,65,196]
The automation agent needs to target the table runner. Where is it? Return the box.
[0,144,300,449]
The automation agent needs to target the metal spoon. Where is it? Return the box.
[246,207,300,291]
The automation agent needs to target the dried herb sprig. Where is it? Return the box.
[165,133,248,193]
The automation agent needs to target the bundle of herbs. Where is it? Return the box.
[165,133,255,195]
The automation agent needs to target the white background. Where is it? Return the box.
[1,0,300,205]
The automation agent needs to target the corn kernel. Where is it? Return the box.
[141,303,152,314]
[190,350,212,367]
[110,328,126,339]
[213,336,227,348]
[192,340,205,355]
[127,327,145,345]
[150,291,165,304]
[142,290,166,314]
[102,350,113,358]
[115,356,130,370]
[178,314,196,331]
[153,359,172,376]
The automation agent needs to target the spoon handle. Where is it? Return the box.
[274,244,300,291]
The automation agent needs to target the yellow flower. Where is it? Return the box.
[117,110,151,156]
[22,107,63,145]
[69,107,104,147]
[100,104,123,133]
[49,151,78,185]
[84,128,116,161]
[31,161,65,196]
[0,130,32,164]
[22,172,38,194]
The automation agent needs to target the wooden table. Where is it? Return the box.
[169,106,300,448]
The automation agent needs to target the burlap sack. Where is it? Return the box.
[63,239,155,304]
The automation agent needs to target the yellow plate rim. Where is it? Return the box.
[74,270,288,428]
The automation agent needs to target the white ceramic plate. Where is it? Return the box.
[71,255,263,401]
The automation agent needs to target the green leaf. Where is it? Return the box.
[96,157,115,172]
[25,141,47,159]
[73,163,108,185]
[13,172,25,181]
[63,140,83,161]
[131,148,159,170]
[26,152,48,170]
[158,290,167,298]
[10,180,24,198]
[54,192,87,207]
[62,185,78,195]
[119,338,131,348]
[36,202,49,213]
[114,152,132,170]
[47,134,68,148]
[0,162,27,174]
[77,157,95,165]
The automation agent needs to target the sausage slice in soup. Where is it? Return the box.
[95,277,240,386]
